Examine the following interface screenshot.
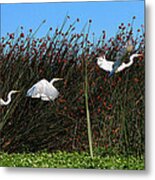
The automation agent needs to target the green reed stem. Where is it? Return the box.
[84,57,93,159]
[30,19,46,39]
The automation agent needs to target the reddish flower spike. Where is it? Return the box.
[20,33,24,38]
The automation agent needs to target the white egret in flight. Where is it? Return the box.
[0,90,20,106]
[26,78,63,101]
[97,54,143,76]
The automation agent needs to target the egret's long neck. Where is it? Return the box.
[0,98,9,105]
[123,54,139,68]
[124,54,135,67]
[0,91,13,105]
[6,91,14,105]
[50,79,58,85]
[130,54,139,63]
[50,78,62,85]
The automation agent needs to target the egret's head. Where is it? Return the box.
[131,53,144,60]
[53,78,63,81]
[11,90,20,94]
[135,54,143,58]
[50,78,63,84]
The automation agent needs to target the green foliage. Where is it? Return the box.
[0,151,144,169]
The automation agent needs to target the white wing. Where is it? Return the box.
[40,94,50,101]
[27,79,59,101]
[27,79,49,98]
[43,85,59,101]
[97,57,114,72]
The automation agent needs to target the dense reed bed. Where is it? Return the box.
[0,16,145,156]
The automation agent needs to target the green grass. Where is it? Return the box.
[0,151,144,169]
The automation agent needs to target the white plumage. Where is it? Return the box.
[26,78,63,101]
[97,54,143,74]
[0,90,20,106]
[97,55,114,72]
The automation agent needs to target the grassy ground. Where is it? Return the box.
[0,151,144,169]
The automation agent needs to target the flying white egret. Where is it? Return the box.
[97,54,143,76]
[26,78,63,101]
[0,90,20,106]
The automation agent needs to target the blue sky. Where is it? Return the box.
[1,0,144,39]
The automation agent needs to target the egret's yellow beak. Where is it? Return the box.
[138,54,143,56]
[137,54,144,60]
[16,90,21,93]
[58,78,63,81]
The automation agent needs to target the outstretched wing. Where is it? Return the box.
[109,59,122,77]
[27,79,59,101]
[43,86,59,101]
[26,79,48,98]
[97,56,114,72]
[26,86,39,98]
